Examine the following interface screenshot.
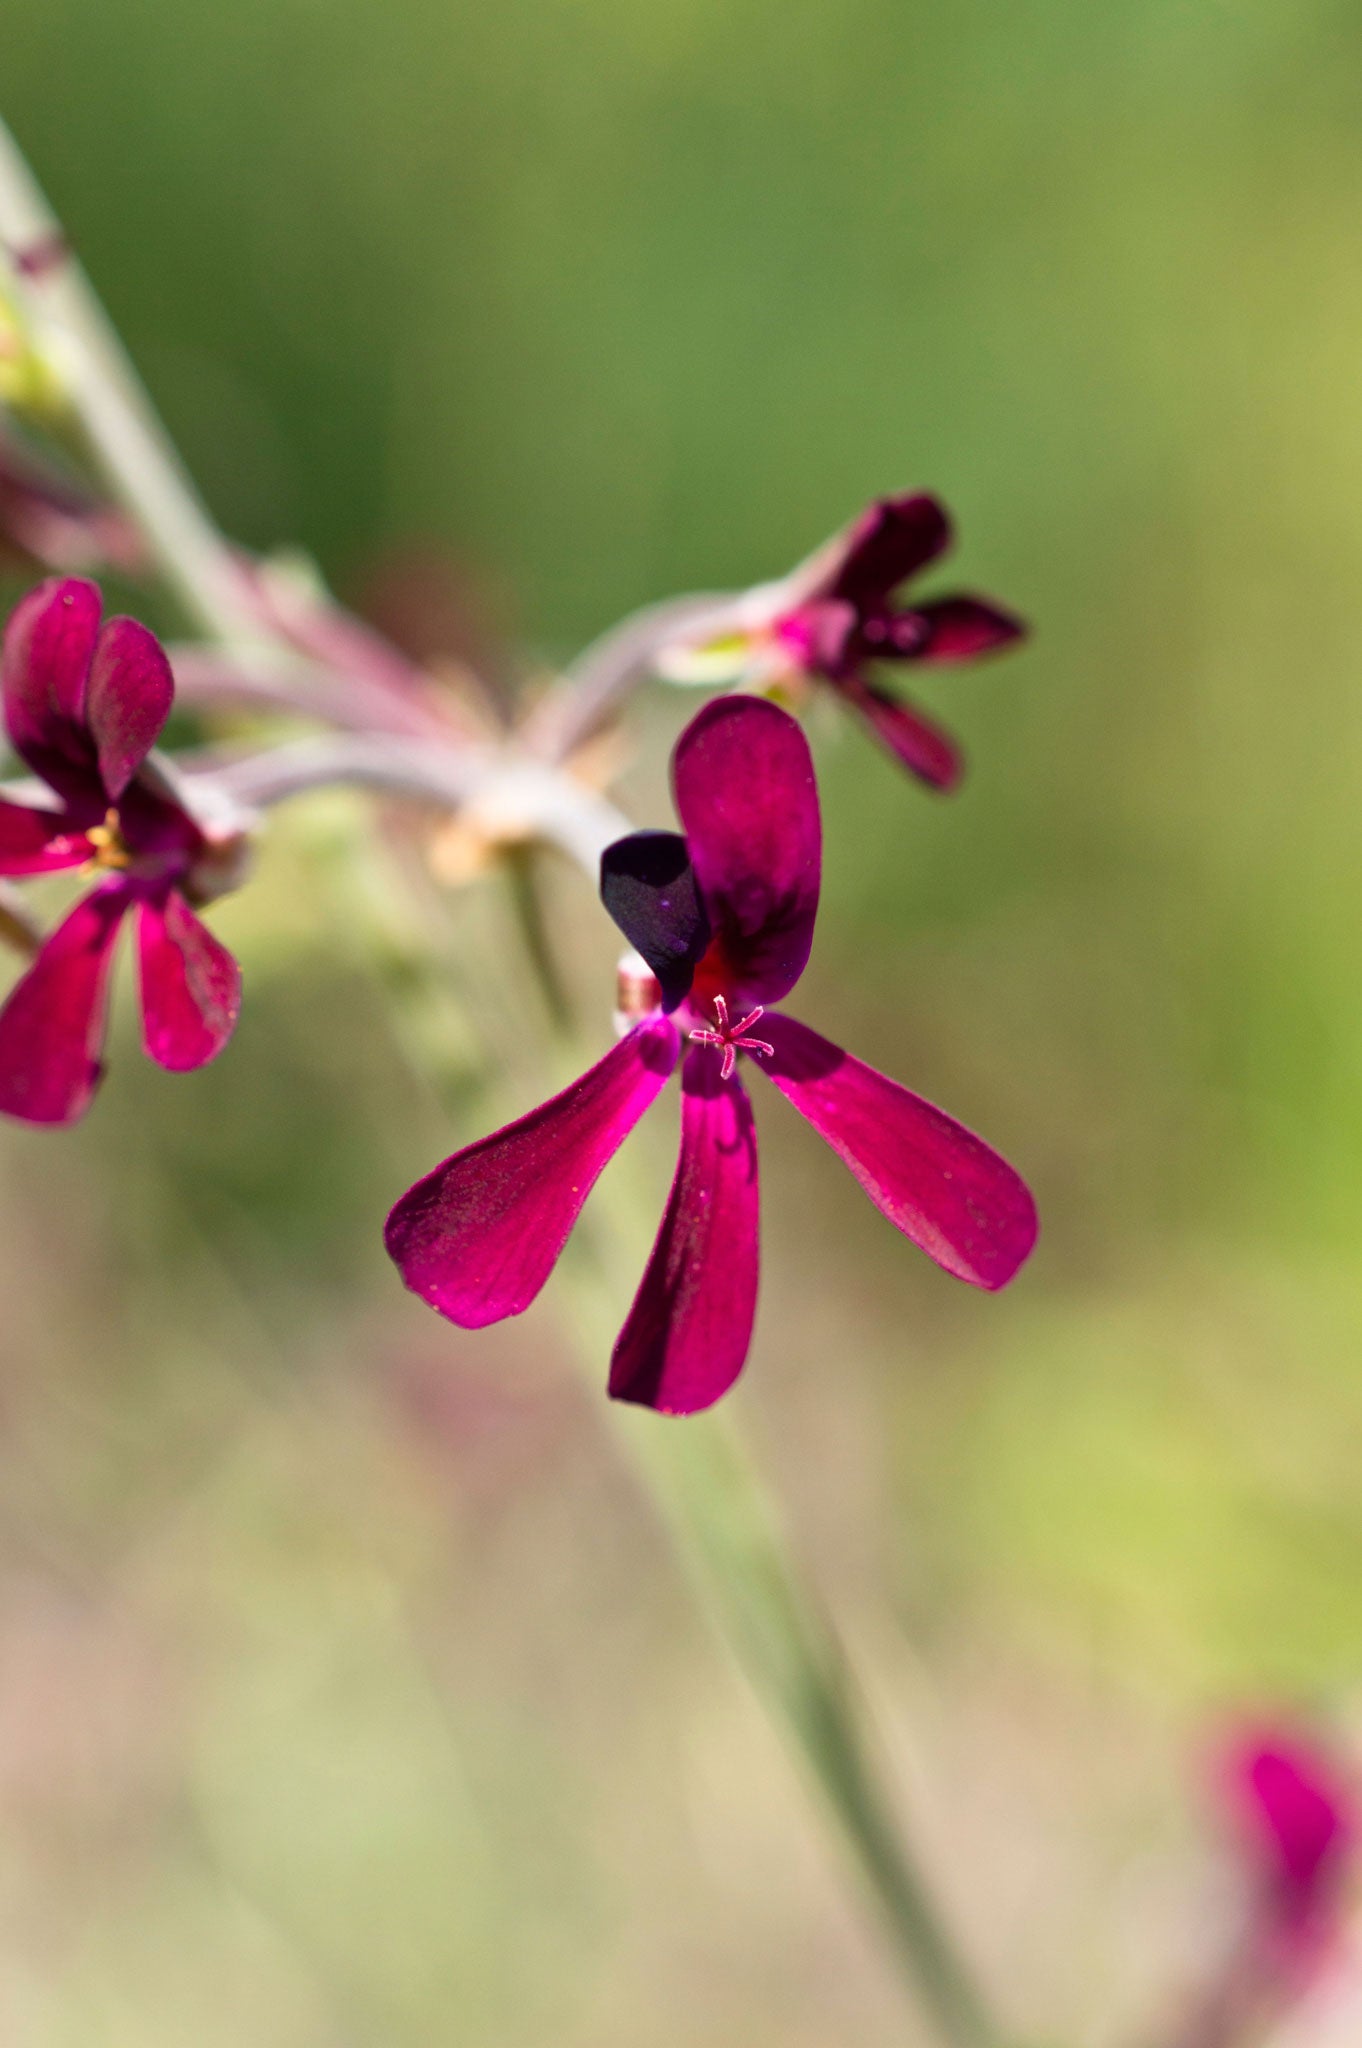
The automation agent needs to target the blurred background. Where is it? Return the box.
[5,1,1362,2041]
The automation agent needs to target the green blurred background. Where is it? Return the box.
[5,1,1362,2041]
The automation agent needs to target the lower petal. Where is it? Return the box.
[839,676,963,790]
[0,796,93,875]
[0,881,127,1125]
[757,1013,1036,1290]
[137,888,242,1072]
[610,1047,759,1414]
[385,1014,680,1327]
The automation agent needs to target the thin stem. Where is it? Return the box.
[185,732,630,876]
[523,590,745,761]
[0,116,259,644]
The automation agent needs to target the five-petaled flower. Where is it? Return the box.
[385,694,1037,1414]
[661,494,1024,790]
[0,577,245,1125]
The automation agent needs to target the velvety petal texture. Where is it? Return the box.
[672,696,820,1004]
[610,1047,760,1414]
[838,677,963,791]
[599,830,711,1012]
[0,796,93,874]
[0,879,128,1124]
[85,615,175,798]
[137,888,242,1071]
[386,1015,680,1326]
[1,575,104,803]
[757,1013,1036,1289]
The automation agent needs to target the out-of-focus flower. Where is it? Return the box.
[386,695,1036,1414]
[0,577,246,1124]
[1230,1729,1355,1982]
[659,493,1024,789]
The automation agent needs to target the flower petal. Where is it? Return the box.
[911,596,1026,663]
[0,796,93,874]
[137,888,241,1071]
[86,616,175,799]
[1,576,103,803]
[385,1015,681,1327]
[757,1013,1036,1289]
[672,695,820,1004]
[610,1046,760,1415]
[828,494,951,605]
[838,675,963,790]
[600,830,711,1013]
[0,880,128,1125]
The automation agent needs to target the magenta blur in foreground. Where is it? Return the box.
[384,695,1037,1415]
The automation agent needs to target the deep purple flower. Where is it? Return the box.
[386,695,1036,1415]
[0,577,245,1125]
[1229,1730,1355,1977]
[663,494,1024,790]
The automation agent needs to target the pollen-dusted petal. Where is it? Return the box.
[600,830,711,1013]
[1,576,104,802]
[137,888,241,1072]
[828,494,952,606]
[838,675,963,790]
[757,1013,1037,1289]
[0,878,128,1125]
[672,695,820,1005]
[0,796,93,874]
[911,595,1026,663]
[86,615,175,799]
[610,1046,759,1415]
[385,1014,681,1328]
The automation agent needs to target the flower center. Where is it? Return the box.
[85,808,132,871]
[688,995,775,1082]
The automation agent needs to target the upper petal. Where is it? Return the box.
[599,830,711,1013]
[137,887,241,1071]
[86,615,175,798]
[610,1046,760,1415]
[838,676,964,790]
[827,495,952,606]
[0,879,128,1125]
[385,1014,681,1327]
[757,1012,1036,1289]
[672,695,820,1005]
[910,595,1026,663]
[0,795,94,874]
[1,576,104,802]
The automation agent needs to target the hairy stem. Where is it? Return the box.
[0,116,260,644]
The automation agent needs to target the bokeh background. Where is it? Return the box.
[5,2,1362,2041]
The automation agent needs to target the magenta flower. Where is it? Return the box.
[0,577,244,1125]
[1230,1730,1356,1979]
[386,695,1036,1414]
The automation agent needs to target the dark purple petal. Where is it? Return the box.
[385,1015,681,1327]
[911,595,1026,663]
[610,1046,760,1415]
[827,494,952,606]
[86,616,175,799]
[757,1013,1036,1289]
[0,796,93,874]
[838,675,964,790]
[1,576,104,803]
[0,879,128,1125]
[600,830,711,1013]
[672,696,820,1005]
[137,888,241,1071]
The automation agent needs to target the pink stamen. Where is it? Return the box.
[689,996,775,1080]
